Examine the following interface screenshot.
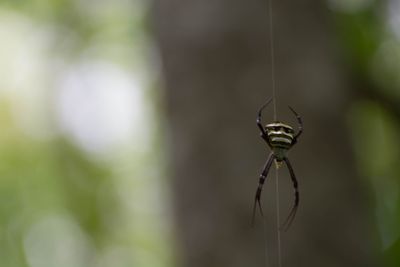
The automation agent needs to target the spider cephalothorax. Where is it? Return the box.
[252,98,303,231]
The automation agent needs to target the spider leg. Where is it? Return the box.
[257,98,273,147]
[252,152,275,226]
[281,157,299,231]
[288,106,303,143]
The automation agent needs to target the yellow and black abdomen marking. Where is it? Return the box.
[266,122,294,149]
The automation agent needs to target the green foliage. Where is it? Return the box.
[0,1,174,266]
[333,0,400,265]
[334,7,383,72]
[349,101,400,266]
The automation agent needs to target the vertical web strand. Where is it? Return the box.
[269,0,277,121]
[275,167,282,267]
[268,0,283,266]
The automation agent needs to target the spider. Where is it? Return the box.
[252,98,303,231]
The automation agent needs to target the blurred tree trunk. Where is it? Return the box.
[152,0,380,266]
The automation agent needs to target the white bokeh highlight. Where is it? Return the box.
[388,0,400,39]
[55,61,149,156]
[23,215,95,267]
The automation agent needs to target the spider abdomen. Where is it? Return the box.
[265,122,294,150]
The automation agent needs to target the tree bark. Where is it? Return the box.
[152,0,380,266]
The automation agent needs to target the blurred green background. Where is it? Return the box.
[0,0,400,266]
[0,1,174,267]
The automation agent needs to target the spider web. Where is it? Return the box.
[266,0,283,266]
